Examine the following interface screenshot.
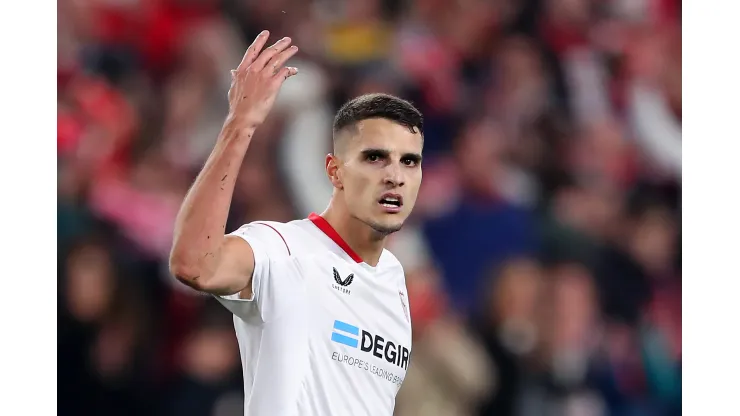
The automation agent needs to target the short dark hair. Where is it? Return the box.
[332,93,424,150]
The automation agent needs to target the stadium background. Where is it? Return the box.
[57,0,681,415]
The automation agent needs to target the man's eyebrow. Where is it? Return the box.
[401,153,423,163]
[359,149,423,163]
[360,148,391,158]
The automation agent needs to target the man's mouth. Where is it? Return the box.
[379,193,403,210]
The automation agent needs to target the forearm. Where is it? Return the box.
[169,122,254,285]
[169,30,299,289]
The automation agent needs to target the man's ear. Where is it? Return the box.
[326,153,343,190]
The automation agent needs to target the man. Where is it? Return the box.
[169,31,424,416]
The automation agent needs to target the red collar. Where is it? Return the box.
[308,213,363,263]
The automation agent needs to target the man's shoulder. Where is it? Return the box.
[231,218,318,256]
[234,218,311,236]
[381,249,406,277]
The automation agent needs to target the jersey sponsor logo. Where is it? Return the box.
[331,319,360,348]
[330,320,410,370]
[331,352,406,387]
[332,268,353,295]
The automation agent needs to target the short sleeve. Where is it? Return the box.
[215,222,294,322]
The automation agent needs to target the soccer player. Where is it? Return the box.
[169,31,423,416]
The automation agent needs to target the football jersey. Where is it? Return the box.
[215,213,413,416]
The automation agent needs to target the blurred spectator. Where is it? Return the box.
[421,119,539,314]
[160,300,243,416]
[473,258,545,416]
[389,227,494,416]
[59,233,156,416]
[57,0,681,414]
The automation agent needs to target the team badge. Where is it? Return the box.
[399,290,409,322]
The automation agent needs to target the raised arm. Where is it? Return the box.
[169,31,299,297]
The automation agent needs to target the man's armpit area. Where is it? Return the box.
[238,284,254,300]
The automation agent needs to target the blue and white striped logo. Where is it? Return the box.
[329,319,411,370]
[331,320,359,348]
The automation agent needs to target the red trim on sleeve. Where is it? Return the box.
[308,213,363,263]
[255,223,291,255]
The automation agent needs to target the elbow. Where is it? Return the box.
[169,256,207,292]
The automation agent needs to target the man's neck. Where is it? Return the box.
[319,203,386,267]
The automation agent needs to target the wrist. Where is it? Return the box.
[220,116,258,145]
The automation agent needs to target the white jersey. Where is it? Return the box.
[215,213,412,416]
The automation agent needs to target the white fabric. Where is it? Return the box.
[216,218,412,416]
[628,81,682,180]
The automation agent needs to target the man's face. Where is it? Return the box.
[331,118,423,235]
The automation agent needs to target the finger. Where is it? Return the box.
[237,30,269,71]
[266,46,299,76]
[274,66,299,84]
[251,37,292,72]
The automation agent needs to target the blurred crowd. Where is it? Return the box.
[57,0,681,415]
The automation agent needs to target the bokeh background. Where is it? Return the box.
[57,0,681,415]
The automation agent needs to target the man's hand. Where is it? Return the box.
[226,31,299,132]
[170,31,298,295]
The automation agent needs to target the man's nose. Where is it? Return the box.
[384,164,404,187]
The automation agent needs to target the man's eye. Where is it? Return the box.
[402,158,416,167]
[367,154,380,162]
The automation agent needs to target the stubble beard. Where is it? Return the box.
[366,219,403,237]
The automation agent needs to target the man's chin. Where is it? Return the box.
[367,219,404,236]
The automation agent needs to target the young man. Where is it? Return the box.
[169,31,424,416]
